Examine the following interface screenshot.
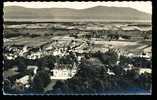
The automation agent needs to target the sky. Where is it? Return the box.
[4,1,152,14]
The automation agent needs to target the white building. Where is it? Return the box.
[50,68,77,80]
[138,68,152,75]
[107,68,115,75]
[15,75,31,89]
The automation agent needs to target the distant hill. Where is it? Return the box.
[4,6,151,21]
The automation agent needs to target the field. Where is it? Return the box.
[4,23,151,56]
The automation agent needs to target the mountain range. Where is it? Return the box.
[4,6,151,21]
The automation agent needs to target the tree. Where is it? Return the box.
[136,72,152,90]
[97,49,118,65]
[31,70,51,93]
[3,79,12,93]
[112,65,124,76]
[15,57,27,72]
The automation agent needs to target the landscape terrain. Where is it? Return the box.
[3,6,152,95]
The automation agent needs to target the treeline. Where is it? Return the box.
[4,56,56,71]
[119,56,152,68]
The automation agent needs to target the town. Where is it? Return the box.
[3,21,152,94]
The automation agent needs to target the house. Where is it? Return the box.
[107,68,115,75]
[16,75,30,85]
[138,68,152,75]
[50,68,77,80]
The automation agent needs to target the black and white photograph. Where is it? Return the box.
[3,1,152,95]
